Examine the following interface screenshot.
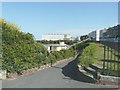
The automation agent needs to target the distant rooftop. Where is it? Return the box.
[43,33,71,35]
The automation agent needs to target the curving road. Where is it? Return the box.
[2,57,118,88]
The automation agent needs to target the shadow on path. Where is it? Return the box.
[62,58,96,84]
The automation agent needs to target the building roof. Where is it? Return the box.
[43,33,71,35]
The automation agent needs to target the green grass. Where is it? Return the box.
[93,43,120,76]
[94,43,119,68]
[78,42,98,67]
[94,43,104,66]
[77,41,119,76]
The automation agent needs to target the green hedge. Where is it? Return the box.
[1,19,49,73]
[49,47,75,63]
[1,19,75,74]
[78,43,97,67]
[75,40,92,53]
[37,40,76,45]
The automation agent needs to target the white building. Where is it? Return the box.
[88,25,120,42]
[41,33,71,41]
[88,30,100,41]
[99,28,107,41]
[43,42,69,52]
[88,29,108,41]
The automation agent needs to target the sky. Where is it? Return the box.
[2,2,118,40]
[1,0,120,2]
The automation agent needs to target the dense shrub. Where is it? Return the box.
[1,19,48,73]
[1,19,76,74]
[78,43,97,67]
[37,40,75,45]
[75,40,92,53]
[50,47,75,62]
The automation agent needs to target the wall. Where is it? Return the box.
[0,70,6,80]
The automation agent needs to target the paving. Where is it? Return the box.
[2,58,118,88]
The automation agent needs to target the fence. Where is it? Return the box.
[100,41,120,77]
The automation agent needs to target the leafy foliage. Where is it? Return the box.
[1,19,76,74]
[1,19,48,73]
[37,40,76,45]
[80,35,89,41]
[75,40,92,53]
[78,43,97,67]
[50,47,75,63]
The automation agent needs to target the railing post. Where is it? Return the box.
[102,44,106,75]
[107,46,109,74]
[117,42,120,77]
[110,47,112,74]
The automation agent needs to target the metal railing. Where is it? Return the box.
[100,41,120,76]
